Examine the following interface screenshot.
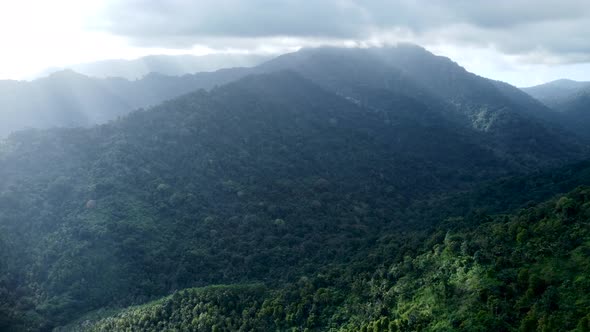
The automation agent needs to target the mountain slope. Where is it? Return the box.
[3,70,586,330]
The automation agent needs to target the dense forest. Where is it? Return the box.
[0,46,589,331]
[57,186,590,331]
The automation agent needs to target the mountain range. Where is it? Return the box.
[0,45,589,331]
[1,45,587,162]
[38,53,271,80]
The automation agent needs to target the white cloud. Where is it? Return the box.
[1,0,589,86]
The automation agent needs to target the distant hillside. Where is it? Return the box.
[40,53,270,80]
[0,68,248,136]
[523,80,590,140]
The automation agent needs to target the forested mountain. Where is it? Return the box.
[524,79,590,107]
[1,44,586,155]
[255,46,585,166]
[523,80,590,140]
[40,54,270,80]
[1,47,590,332]
[0,71,527,330]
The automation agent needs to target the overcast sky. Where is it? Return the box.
[1,0,589,86]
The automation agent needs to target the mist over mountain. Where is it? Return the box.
[39,53,271,80]
[1,45,590,331]
[0,67,248,136]
[1,45,585,155]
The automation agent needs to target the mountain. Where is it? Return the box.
[253,46,584,167]
[0,68,248,136]
[523,80,590,140]
[39,54,270,80]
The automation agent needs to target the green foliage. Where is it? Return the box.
[59,187,590,332]
[57,285,270,332]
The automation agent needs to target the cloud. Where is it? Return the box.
[93,0,590,64]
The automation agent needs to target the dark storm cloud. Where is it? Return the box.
[95,0,590,63]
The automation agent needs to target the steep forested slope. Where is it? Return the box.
[60,186,590,332]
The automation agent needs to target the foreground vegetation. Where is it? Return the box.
[59,187,590,331]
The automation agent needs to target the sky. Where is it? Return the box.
[0,0,589,87]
